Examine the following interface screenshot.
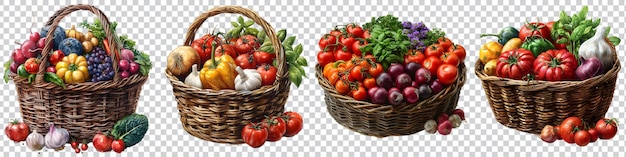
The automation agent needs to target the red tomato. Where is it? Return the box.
[24,58,40,74]
[363,77,377,89]
[257,64,277,86]
[553,37,568,50]
[437,37,453,50]
[496,49,535,80]
[327,71,340,85]
[440,53,460,66]
[448,44,466,61]
[596,118,618,139]
[574,130,591,146]
[404,49,425,65]
[335,80,350,95]
[546,21,555,31]
[192,35,222,64]
[261,116,287,142]
[253,51,276,65]
[235,35,260,54]
[559,117,583,144]
[241,122,268,148]
[533,49,578,81]
[351,86,367,101]
[423,56,443,75]
[81,143,88,151]
[93,132,113,152]
[554,125,562,139]
[5,120,30,142]
[329,29,342,37]
[319,34,338,51]
[347,23,364,38]
[352,39,367,56]
[349,65,365,81]
[561,117,584,128]
[519,22,551,42]
[588,128,599,142]
[363,30,371,39]
[215,44,236,58]
[339,34,357,53]
[437,64,459,85]
[364,54,376,62]
[235,54,257,69]
[368,63,383,78]
[425,44,444,57]
[71,141,79,149]
[317,50,335,66]
[335,49,352,61]
[111,139,125,153]
[49,50,65,65]
[282,111,303,137]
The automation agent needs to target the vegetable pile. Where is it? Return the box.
[167,16,308,90]
[424,109,465,135]
[539,116,618,147]
[3,19,153,86]
[4,113,149,153]
[317,15,466,105]
[480,6,621,81]
[241,111,303,148]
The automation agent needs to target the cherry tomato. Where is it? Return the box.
[423,56,442,75]
[404,49,425,65]
[329,29,342,37]
[574,130,591,146]
[596,118,618,139]
[235,35,260,54]
[519,22,551,42]
[192,35,222,64]
[5,120,30,142]
[111,139,125,153]
[317,50,335,66]
[363,30,371,39]
[347,23,364,38]
[327,71,340,85]
[257,64,277,86]
[351,86,367,101]
[241,122,268,148]
[437,64,459,85]
[448,44,466,61]
[368,63,383,78]
[75,148,81,153]
[281,111,303,137]
[215,44,237,58]
[81,143,88,151]
[235,54,257,69]
[363,77,377,89]
[352,40,367,56]
[319,34,338,51]
[335,49,353,61]
[349,66,365,81]
[364,54,376,62]
[335,80,350,95]
[425,44,444,58]
[437,37,453,50]
[253,51,276,65]
[588,128,599,142]
[71,141,79,149]
[339,34,356,52]
[440,53,460,66]
[93,132,113,152]
[261,116,287,142]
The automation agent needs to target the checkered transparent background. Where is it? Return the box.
[1,0,625,156]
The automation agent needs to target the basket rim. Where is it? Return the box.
[165,69,290,96]
[10,72,149,91]
[315,62,467,114]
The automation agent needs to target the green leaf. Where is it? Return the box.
[282,36,296,47]
[244,20,254,27]
[231,21,239,27]
[245,27,259,36]
[238,16,244,24]
[288,66,303,87]
[579,6,588,20]
[605,26,612,36]
[560,11,572,24]
[140,65,150,75]
[373,44,383,56]
[3,60,11,83]
[256,30,266,42]
[294,44,303,56]
[557,37,569,44]
[286,50,297,63]
[111,114,149,148]
[570,26,586,42]
[296,57,308,66]
[277,29,287,42]
[583,25,593,36]
[609,36,621,46]
[296,65,306,77]
[592,18,601,27]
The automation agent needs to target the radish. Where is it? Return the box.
[10,61,18,73]
[452,109,465,120]
[119,60,130,71]
[424,120,437,134]
[387,87,403,106]
[120,71,130,79]
[37,37,47,49]
[437,114,449,124]
[449,114,462,128]
[46,66,56,73]
[30,32,40,43]
[129,62,140,74]
[438,121,452,135]
[121,49,135,61]
[12,49,26,64]
[20,40,38,58]
[402,86,419,103]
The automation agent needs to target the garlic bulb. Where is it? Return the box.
[184,64,203,88]
[44,123,69,150]
[26,130,45,151]
[579,26,616,73]
[234,66,262,91]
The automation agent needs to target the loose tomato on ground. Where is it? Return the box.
[241,122,268,148]
[533,49,578,81]
[558,117,584,144]
[335,49,352,61]
[404,49,426,65]
[235,53,257,69]
[437,64,459,85]
[495,49,535,80]
[335,80,350,95]
[588,128,599,142]
[261,116,287,142]
[519,22,551,42]
[437,37,453,50]
[347,23,364,38]
[339,34,357,52]
[319,34,338,51]
[423,56,443,75]
[425,44,445,57]
[257,64,277,86]
[440,53,460,66]
[352,39,367,56]
[351,86,367,101]
[253,51,276,65]
[93,132,113,152]
[112,139,125,153]
[448,44,466,61]
[235,35,260,54]
[282,111,303,137]
[5,119,30,142]
[363,77,377,89]
[596,118,618,139]
[317,50,335,66]
[215,44,237,58]
[574,130,591,146]
[368,63,383,78]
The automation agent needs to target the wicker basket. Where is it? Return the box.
[474,54,620,134]
[165,6,289,144]
[316,63,467,137]
[8,4,148,141]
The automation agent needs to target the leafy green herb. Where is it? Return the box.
[3,60,12,83]
[227,16,258,39]
[553,6,620,59]
[111,114,149,148]
[79,19,117,43]
[361,25,411,69]
[423,28,446,46]
[363,14,403,31]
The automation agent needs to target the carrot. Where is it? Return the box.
[103,38,119,61]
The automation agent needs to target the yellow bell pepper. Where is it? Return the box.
[502,38,523,53]
[483,59,498,76]
[479,41,503,64]
[55,53,89,84]
[199,43,237,90]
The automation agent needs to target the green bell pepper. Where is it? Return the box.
[480,27,520,45]
[521,37,555,57]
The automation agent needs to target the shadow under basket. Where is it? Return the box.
[316,63,467,137]
[474,57,620,134]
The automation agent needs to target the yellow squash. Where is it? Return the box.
[502,38,523,53]
[199,43,237,90]
[479,41,503,64]
[55,53,89,84]
[483,59,498,76]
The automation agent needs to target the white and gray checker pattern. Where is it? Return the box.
[1,0,625,156]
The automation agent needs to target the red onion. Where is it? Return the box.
[402,86,419,103]
[576,57,602,80]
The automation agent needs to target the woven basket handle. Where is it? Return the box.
[35,4,120,84]
[183,6,286,91]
